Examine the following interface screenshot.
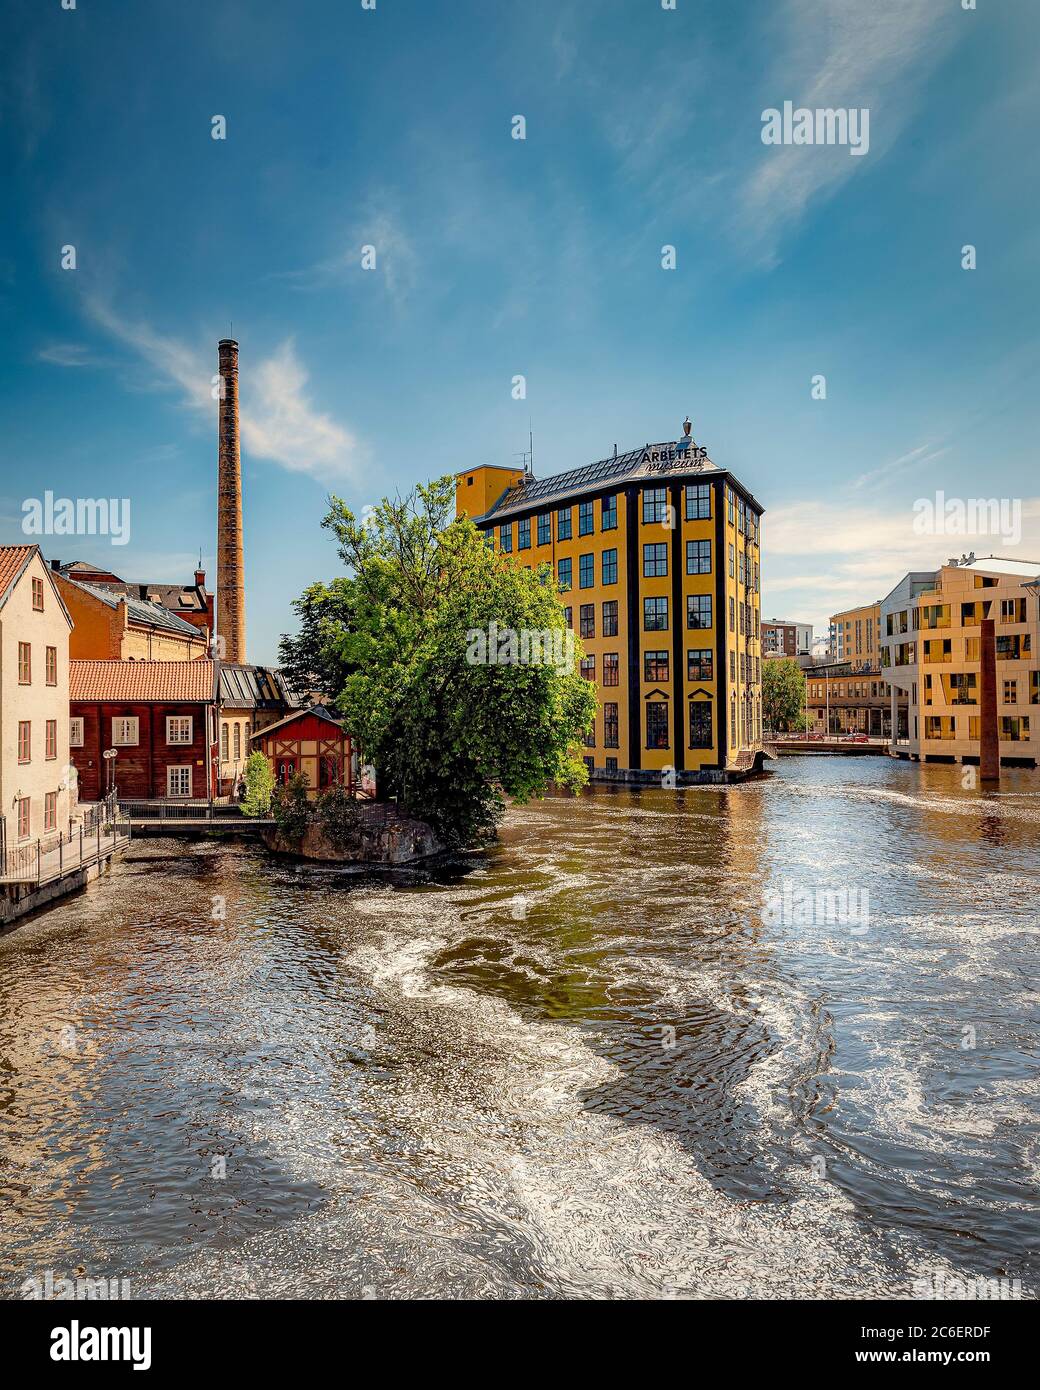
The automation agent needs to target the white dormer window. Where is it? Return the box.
[166,716,193,745]
[112,717,139,747]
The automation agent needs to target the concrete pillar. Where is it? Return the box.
[217,338,246,663]
[980,617,999,782]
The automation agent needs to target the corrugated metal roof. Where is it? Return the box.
[65,578,204,636]
[70,659,215,702]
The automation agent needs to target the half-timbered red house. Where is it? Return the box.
[69,660,219,801]
[252,704,353,799]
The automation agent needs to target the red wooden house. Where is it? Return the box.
[69,660,219,801]
[252,704,353,799]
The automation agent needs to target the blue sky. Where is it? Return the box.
[2,0,1038,661]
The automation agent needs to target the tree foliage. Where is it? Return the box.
[762,658,807,732]
[303,476,596,848]
[240,750,275,817]
[277,577,358,698]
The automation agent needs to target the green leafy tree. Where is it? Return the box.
[762,658,808,733]
[240,751,275,817]
[317,477,597,848]
[272,771,311,840]
[277,577,359,697]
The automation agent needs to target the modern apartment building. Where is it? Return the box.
[829,601,882,667]
[456,432,765,783]
[0,545,74,852]
[762,618,813,663]
[880,557,1039,766]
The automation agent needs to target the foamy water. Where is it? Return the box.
[0,758,1037,1299]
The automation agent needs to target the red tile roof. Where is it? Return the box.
[70,660,216,703]
[0,545,37,605]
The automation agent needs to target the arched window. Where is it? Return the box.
[233,723,241,760]
[220,723,229,761]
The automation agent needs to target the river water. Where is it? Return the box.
[1,757,1037,1300]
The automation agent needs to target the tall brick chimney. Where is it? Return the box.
[216,338,246,663]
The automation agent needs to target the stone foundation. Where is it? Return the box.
[261,803,443,864]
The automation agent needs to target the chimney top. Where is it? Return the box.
[218,338,238,347]
[194,568,206,587]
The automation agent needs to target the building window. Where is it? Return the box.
[642,488,668,524]
[167,765,193,798]
[537,513,551,546]
[685,483,711,520]
[689,702,713,749]
[579,553,595,589]
[500,522,513,553]
[1000,716,1029,741]
[603,653,620,687]
[601,495,617,530]
[45,645,58,685]
[578,500,594,535]
[1003,679,1017,705]
[558,557,572,591]
[17,797,30,841]
[167,716,193,745]
[46,720,57,760]
[646,702,669,749]
[688,649,713,682]
[728,597,736,632]
[18,641,30,684]
[605,756,618,771]
[44,791,58,832]
[686,539,711,574]
[730,651,737,683]
[233,723,242,759]
[603,703,619,748]
[579,604,595,639]
[644,650,669,683]
[557,508,572,541]
[518,517,531,550]
[644,596,668,631]
[564,606,572,628]
[111,717,139,747]
[601,548,618,585]
[18,720,30,764]
[728,543,735,578]
[583,755,594,774]
[727,487,735,525]
[602,600,618,636]
[580,655,596,681]
[687,594,712,629]
[643,542,668,578]
[69,717,84,748]
[220,723,230,761]
[32,575,45,610]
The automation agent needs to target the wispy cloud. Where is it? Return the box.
[739,0,958,257]
[83,298,364,479]
[272,203,418,311]
[37,342,104,368]
[852,442,950,491]
[763,497,1040,631]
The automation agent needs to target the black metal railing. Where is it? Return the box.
[0,809,132,886]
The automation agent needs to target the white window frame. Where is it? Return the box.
[167,765,192,798]
[112,716,139,747]
[69,717,84,748]
[166,715,193,746]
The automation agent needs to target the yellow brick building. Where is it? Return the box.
[456,436,765,783]
[829,601,882,665]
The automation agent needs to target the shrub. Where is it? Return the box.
[272,771,311,840]
[240,751,276,817]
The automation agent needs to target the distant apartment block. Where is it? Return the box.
[829,601,882,667]
[805,662,908,738]
[761,618,813,664]
[880,557,1040,767]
